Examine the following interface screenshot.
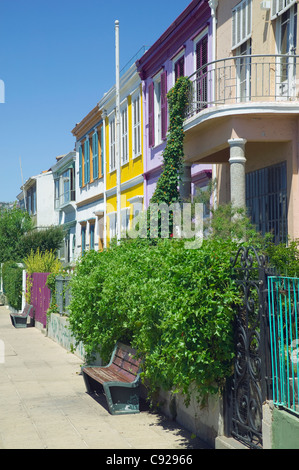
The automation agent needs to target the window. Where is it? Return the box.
[148,70,167,147]
[132,92,141,158]
[236,39,252,101]
[100,125,104,176]
[246,161,288,244]
[79,144,83,187]
[121,105,129,165]
[81,225,86,254]
[65,232,70,264]
[121,207,130,234]
[26,185,36,215]
[84,138,90,185]
[62,169,70,204]
[109,116,116,171]
[195,34,208,111]
[175,56,185,81]
[271,0,296,18]
[54,179,60,209]
[89,222,95,250]
[232,0,252,50]
[92,131,99,180]
[275,3,297,98]
[109,213,117,239]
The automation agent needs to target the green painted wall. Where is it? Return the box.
[272,408,299,449]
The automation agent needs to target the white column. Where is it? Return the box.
[228,138,247,209]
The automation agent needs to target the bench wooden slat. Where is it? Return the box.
[83,366,132,384]
[114,347,141,366]
[112,357,140,375]
[109,364,137,382]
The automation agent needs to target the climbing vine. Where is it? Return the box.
[147,76,191,238]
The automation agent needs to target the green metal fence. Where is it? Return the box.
[268,276,299,415]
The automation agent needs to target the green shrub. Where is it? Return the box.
[20,226,65,258]
[2,261,23,310]
[24,248,62,274]
[68,237,241,404]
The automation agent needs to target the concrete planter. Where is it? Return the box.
[153,385,224,448]
[47,312,85,360]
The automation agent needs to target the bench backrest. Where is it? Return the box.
[111,343,142,381]
[22,304,32,317]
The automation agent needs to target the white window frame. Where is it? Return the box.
[121,207,131,234]
[108,212,117,239]
[172,49,185,85]
[275,3,297,98]
[132,91,142,159]
[121,102,129,165]
[109,114,116,172]
[271,0,296,18]
[236,39,252,102]
[232,0,252,50]
[152,70,163,146]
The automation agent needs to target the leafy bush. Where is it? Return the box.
[68,237,241,403]
[0,206,32,263]
[2,261,23,310]
[20,226,65,258]
[24,248,62,274]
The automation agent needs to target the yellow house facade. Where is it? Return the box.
[99,64,144,245]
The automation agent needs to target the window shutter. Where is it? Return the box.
[133,94,141,158]
[232,0,252,50]
[161,71,167,140]
[136,95,141,156]
[148,82,155,147]
[271,0,296,17]
[196,36,208,70]
[101,126,104,176]
[84,139,90,185]
[93,132,98,179]
[79,145,82,187]
[175,57,185,81]
[196,35,208,109]
[121,107,128,164]
[87,138,90,183]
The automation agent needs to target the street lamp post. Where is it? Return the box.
[115,20,121,242]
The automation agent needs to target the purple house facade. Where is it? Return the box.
[136,0,213,208]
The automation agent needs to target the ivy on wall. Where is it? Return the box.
[147,76,191,238]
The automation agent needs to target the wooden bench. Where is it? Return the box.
[82,342,142,415]
[10,304,33,329]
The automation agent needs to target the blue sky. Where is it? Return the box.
[0,0,191,202]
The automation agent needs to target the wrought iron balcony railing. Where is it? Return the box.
[186,54,299,119]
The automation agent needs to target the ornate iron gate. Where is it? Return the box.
[226,246,272,449]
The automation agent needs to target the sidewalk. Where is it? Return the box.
[0,306,209,450]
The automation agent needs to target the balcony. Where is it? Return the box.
[186,54,299,121]
[54,189,76,211]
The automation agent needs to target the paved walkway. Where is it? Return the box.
[0,306,209,450]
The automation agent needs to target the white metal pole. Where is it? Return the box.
[209,0,218,210]
[115,20,121,242]
[19,157,27,210]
